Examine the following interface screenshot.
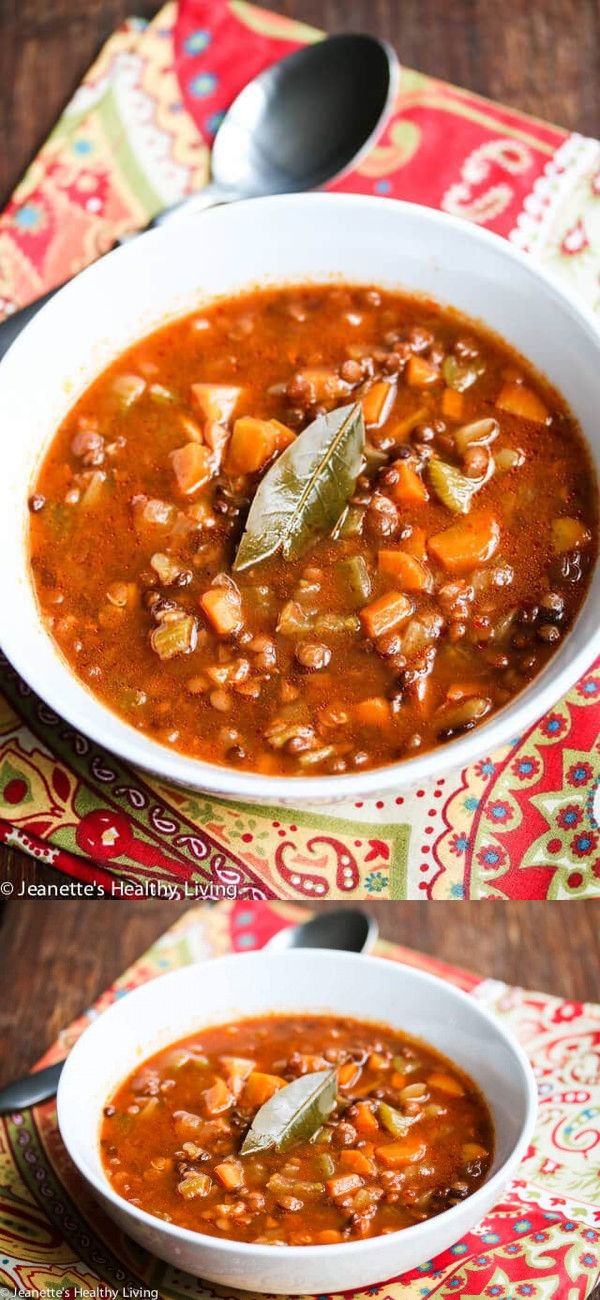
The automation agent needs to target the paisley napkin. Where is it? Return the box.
[1,0,599,900]
[1,899,599,1300]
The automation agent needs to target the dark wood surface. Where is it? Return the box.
[2,899,599,1085]
[1,0,599,882]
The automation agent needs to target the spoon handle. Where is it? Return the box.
[0,285,65,364]
[148,181,238,229]
[0,1059,65,1114]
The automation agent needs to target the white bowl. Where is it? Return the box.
[1,193,598,805]
[56,949,537,1294]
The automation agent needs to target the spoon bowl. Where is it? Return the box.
[266,907,378,953]
[212,33,399,196]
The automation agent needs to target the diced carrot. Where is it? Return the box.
[441,387,465,420]
[203,1076,232,1116]
[368,1052,390,1071]
[387,405,428,443]
[171,443,213,495]
[428,1071,465,1096]
[427,509,500,573]
[401,526,427,561]
[378,550,432,591]
[200,584,243,637]
[360,591,414,640]
[495,381,548,423]
[226,417,277,475]
[391,1071,406,1089]
[406,355,440,387]
[340,1149,376,1175]
[377,1137,427,1167]
[270,418,296,450]
[354,696,393,730]
[314,1230,343,1245]
[389,462,429,507]
[353,1102,380,1133]
[361,381,395,427]
[338,1061,362,1088]
[359,1142,375,1157]
[243,1071,286,1107]
[213,1159,244,1190]
[325,1173,364,1199]
[190,383,242,425]
[445,682,481,704]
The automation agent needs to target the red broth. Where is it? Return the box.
[30,284,597,774]
[100,1014,494,1245]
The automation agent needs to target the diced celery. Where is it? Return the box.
[442,356,484,392]
[378,1101,413,1137]
[315,1152,336,1178]
[177,1173,212,1200]
[337,505,365,538]
[336,555,372,608]
[150,615,198,660]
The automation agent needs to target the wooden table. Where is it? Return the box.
[1,898,599,1087]
[1,0,599,884]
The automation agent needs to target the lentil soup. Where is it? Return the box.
[29,284,597,775]
[100,1014,494,1245]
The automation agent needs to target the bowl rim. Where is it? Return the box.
[2,190,599,801]
[56,947,538,1262]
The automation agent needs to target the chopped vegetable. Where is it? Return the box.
[200,580,243,636]
[171,442,214,495]
[360,592,414,640]
[389,462,429,507]
[378,550,432,591]
[377,1137,427,1166]
[213,1159,244,1189]
[361,381,395,427]
[177,1172,212,1199]
[551,516,591,553]
[441,387,465,421]
[325,1173,364,1199]
[243,1072,287,1107]
[406,355,440,387]
[442,356,483,392]
[378,1102,413,1137]
[340,1149,375,1175]
[112,373,146,407]
[203,1077,232,1115]
[428,1072,465,1096]
[226,417,278,475]
[190,383,242,424]
[149,616,197,660]
[427,455,492,514]
[496,382,548,423]
[428,510,500,573]
[337,554,372,607]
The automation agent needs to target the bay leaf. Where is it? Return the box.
[240,1067,338,1156]
[233,403,365,571]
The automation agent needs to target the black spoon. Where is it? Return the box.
[0,33,398,362]
[0,907,378,1113]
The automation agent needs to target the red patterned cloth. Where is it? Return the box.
[0,1,598,898]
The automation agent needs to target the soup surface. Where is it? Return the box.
[100,1014,494,1245]
[30,284,597,774]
